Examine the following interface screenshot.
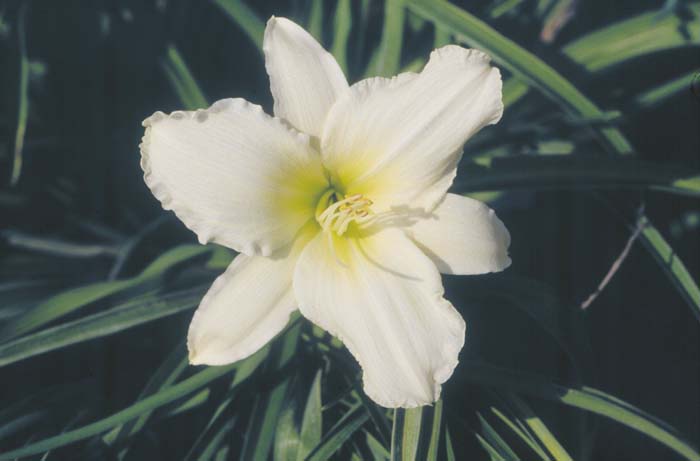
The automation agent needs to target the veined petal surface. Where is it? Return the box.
[293,227,466,408]
[408,193,511,275]
[321,45,503,212]
[140,98,328,256]
[264,17,348,138]
[187,225,315,365]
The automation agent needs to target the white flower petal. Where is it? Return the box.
[321,45,503,212]
[408,193,511,275]
[187,226,313,365]
[293,227,466,408]
[264,16,348,138]
[140,98,328,256]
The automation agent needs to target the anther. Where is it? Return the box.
[316,192,374,236]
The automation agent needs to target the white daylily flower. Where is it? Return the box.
[140,16,510,408]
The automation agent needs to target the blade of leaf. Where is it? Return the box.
[307,0,323,40]
[489,0,525,18]
[366,431,390,460]
[426,399,443,461]
[637,215,700,320]
[434,25,451,47]
[367,0,405,77]
[211,0,264,50]
[305,404,370,461]
[352,386,392,446]
[0,244,212,342]
[476,412,522,461]
[490,408,550,460]
[502,7,700,107]
[10,2,29,187]
[0,279,129,342]
[0,364,238,460]
[464,361,700,461]
[165,388,211,416]
[404,0,633,155]
[457,156,700,316]
[199,418,236,461]
[445,426,456,461]
[353,0,372,72]
[405,0,699,314]
[214,446,229,461]
[507,394,573,461]
[1,323,283,461]
[0,287,205,367]
[453,156,700,198]
[331,0,352,73]
[563,4,700,72]
[102,342,188,447]
[275,392,302,461]
[240,322,301,460]
[502,79,529,107]
[0,412,43,441]
[185,346,270,461]
[475,433,507,461]
[297,369,323,461]
[391,407,422,461]
[161,45,208,109]
[636,69,700,108]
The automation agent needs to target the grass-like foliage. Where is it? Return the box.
[1,0,699,459]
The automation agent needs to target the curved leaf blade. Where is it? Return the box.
[464,361,700,461]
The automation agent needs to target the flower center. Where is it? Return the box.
[315,190,374,236]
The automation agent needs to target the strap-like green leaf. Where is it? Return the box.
[477,412,522,461]
[353,386,392,446]
[507,394,573,461]
[241,323,301,460]
[636,70,700,108]
[404,0,633,155]
[367,0,405,77]
[391,407,420,461]
[0,287,204,367]
[426,399,443,461]
[454,157,700,198]
[404,0,700,319]
[210,0,264,50]
[563,4,700,72]
[390,401,443,461]
[305,404,369,461]
[297,369,324,460]
[103,343,188,449]
[0,245,211,342]
[10,3,29,186]
[475,432,507,461]
[464,361,700,461]
[366,431,391,460]
[185,347,270,461]
[638,215,700,320]
[491,407,549,460]
[161,45,208,110]
[198,419,236,461]
[0,364,238,460]
[331,0,352,74]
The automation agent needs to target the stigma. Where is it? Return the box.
[316,191,374,236]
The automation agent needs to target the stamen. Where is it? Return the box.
[316,192,375,236]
